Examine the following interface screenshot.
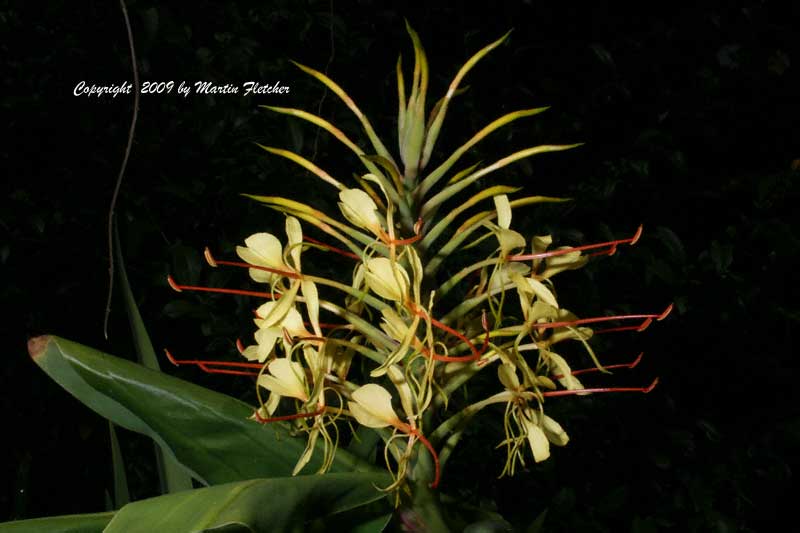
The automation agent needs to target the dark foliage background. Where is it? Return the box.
[2,1,798,531]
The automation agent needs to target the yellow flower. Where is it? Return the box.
[236,232,289,284]
[364,257,409,301]
[348,384,404,429]
[257,358,309,401]
[522,413,550,463]
[338,188,383,235]
[241,303,310,362]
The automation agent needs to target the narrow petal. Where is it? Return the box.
[525,420,551,463]
[285,216,303,268]
[494,194,512,229]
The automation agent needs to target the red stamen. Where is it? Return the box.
[409,428,441,489]
[389,234,423,246]
[302,236,360,260]
[542,377,659,397]
[204,247,302,279]
[254,405,325,424]
[411,306,489,362]
[509,225,643,262]
[413,217,424,236]
[168,275,278,299]
[531,304,673,331]
[164,348,263,376]
[552,352,643,378]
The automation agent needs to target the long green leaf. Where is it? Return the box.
[116,228,194,494]
[421,31,512,169]
[103,473,391,533]
[27,336,376,486]
[260,107,405,208]
[417,107,549,199]
[421,185,521,250]
[108,421,130,508]
[291,60,396,167]
[0,512,115,533]
[422,144,581,217]
[256,144,345,190]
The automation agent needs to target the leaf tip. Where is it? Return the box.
[28,335,51,360]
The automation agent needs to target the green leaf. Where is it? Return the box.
[421,30,513,170]
[525,508,548,533]
[108,421,130,508]
[27,336,376,486]
[259,107,405,211]
[290,60,396,166]
[243,194,375,253]
[116,228,194,494]
[102,473,390,533]
[418,107,548,199]
[421,185,520,250]
[0,512,115,533]
[422,144,582,217]
[256,144,345,190]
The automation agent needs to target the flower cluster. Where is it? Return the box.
[166,25,670,491]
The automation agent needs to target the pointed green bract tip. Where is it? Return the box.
[28,335,51,360]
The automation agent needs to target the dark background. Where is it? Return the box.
[2,1,798,531]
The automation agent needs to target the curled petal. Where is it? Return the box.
[348,384,402,428]
[496,227,527,257]
[541,414,569,446]
[249,327,281,362]
[547,351,585,391]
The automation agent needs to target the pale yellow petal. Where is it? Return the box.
[349,383,401,428]
[285,216,303,268]
[494,194,512,229]
[542,414,569,446]
[365,257,409,301]
[525,278,559,308]
[338,188,381,231]
[497,363,520,391]
[257,358,307,400]
[525,420,551,463]
[237,232,287,283]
